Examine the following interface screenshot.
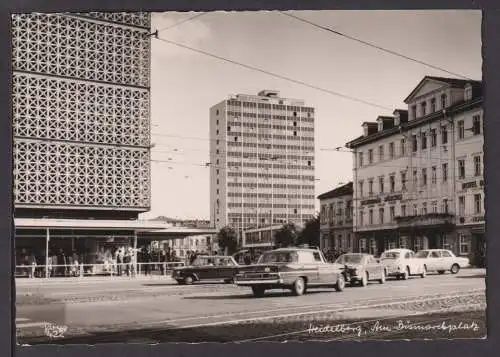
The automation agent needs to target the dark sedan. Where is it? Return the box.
[172,255,241,284]
[335,253,386,287]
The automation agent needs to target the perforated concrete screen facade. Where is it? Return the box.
[11,12,152,211]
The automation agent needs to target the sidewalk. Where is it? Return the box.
[16,274,174,286]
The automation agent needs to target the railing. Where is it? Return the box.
[15,261,186,279]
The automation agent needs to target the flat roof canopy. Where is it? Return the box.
[14,218,169,231]
[14,218,217,237]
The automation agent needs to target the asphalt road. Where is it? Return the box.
[16,269,486,344]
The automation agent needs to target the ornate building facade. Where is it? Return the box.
[12,12,154,267]
[345,76,484,266]
[318,182,354,253]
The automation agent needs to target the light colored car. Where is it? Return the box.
[335,253,386,287]
[380,248,426,280]
[414,249,470,274]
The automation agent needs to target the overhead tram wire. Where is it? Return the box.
[152,36,393,112]
[154,12,208,33]
[280,12,474,81]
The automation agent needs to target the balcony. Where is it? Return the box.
[394,213,455,228]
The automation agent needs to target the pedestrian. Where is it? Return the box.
[144,248,152,276]
[28,252,36,278]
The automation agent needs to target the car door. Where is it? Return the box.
[439,250,454,270]
[366,255,381,280]
[313,251,331,284]
[217,258,237,279]
[299,251,319,284]
[426,251,441,271]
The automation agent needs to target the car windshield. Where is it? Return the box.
[381,252,400,260]
[415,251,429,258]
[336,254,364,264]
[191,257,216,266]
[259,251,299,263]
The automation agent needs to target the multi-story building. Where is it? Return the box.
[209,90,316,242]
[318,182,354,252]
[345,76,483,265]
[12,12,155,264]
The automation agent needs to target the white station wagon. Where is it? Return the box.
[414,249,470,274]
[379,248,426,280]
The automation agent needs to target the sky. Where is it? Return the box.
[141,10,482,220]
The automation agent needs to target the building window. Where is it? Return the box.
[401,171,407,191]
[441,126,448,144]
[216,169,220,175]
[413,169,418,186]
[432,201,438,213]
[430,129,437,147]
[411,105,417,120]
[216,149,219,154]
[358,152,364,167]
[379,176,384,193]
[228,126,231,132]
[412,135,418,152]
[308,160,312,166]
[474,156,482,176]
[459,196,465,216]
[293,121,297,127]
[399,236,408,249]
[422,168,427,186]
[368,149,373,164]
[216,139,220,145]
[458,159,465,179]
[458,120,465,139]
[359,181,364,197]
[459,234,470,255]
[293,111,297,117]
[421,132,427,150]
[443,199,449,214]
[216,109,220,115]
[216,189,219,194]
[379,145,384,161]
[359,210,364,226]
[401,204,406,217]
[474,194,482,214]
[389,206,395,221]
[234,137,238,142]
[431,98,436,113]
[389,142,394,159]
[422,202,428,215]
[400,138,406,156]
[431,166,437,184]
[441,93,447,109]
[216,119,219,125]
[216,179,219,185]
[369,209,374,225]
[293,131,297,136]
[442,163,448,182]
[379,208,384,224]
[421,101,427,116]
[368,179,374,195]
[472,115,481,135]
[390,175,395,193]
[413,204,418,216]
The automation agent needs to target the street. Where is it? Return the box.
[16,269,486,344]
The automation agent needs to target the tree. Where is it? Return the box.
[297,216,321,247]
[274,223,298,248]
[216,226,238,255]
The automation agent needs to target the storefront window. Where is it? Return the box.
[459,234,470,255]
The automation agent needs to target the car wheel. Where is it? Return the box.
[291,277,306,296]
[251,286,265,297]
[360,272,368,287]
[402,267,410,280]
[184,276,194,285]
[176,279,185,285]
[379,269,386,284]
[421,265,427,278]
[334,274,345,292]
[450,264,460,274]
[437,270,445,275]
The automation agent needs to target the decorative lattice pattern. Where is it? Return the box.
[13,73,150,146]
[12,13,150,87]
[72,12,151,28]
[14,140,150,208]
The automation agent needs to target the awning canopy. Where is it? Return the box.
[14,218,170,231]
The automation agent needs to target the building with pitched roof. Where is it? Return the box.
[345,76,484,266]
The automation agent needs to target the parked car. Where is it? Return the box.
[335,253,386,286]
[172,255,241,284]
[233,247,346,297]
[379,248,426,280]
[414,249,470,274]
